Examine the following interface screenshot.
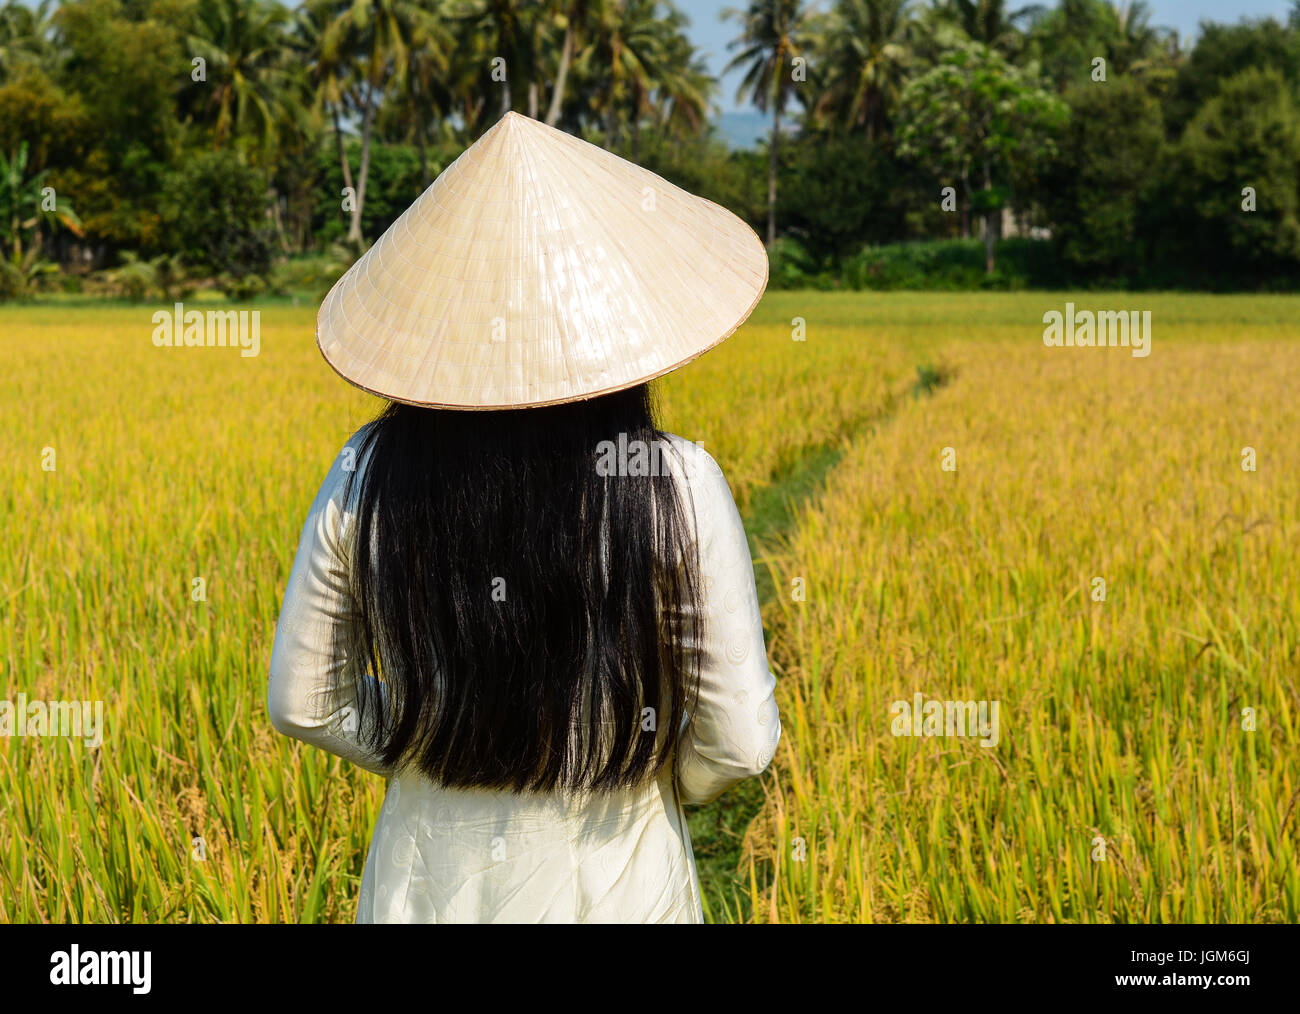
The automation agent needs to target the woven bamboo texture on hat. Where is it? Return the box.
[317,111,769,409]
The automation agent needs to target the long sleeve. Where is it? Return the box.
[267,427,393,777]
[669,439,782,806]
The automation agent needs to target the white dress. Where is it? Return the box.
[267,429,781,923]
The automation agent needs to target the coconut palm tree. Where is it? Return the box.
[382,3,454,187]
[186,0,298,155]
[652,17,713,143]
[447,0,545,128]
[724,0,812,246]
[808,0,912,140]
[544,0,589,125]
[945,0,1041,56]
[1107,1,1168,77]
[320,0,440,240]
[0,0,54,83]
[1031,0,1175,88]
[296,0,360,241]
[536,0,708,144]
[574,0,672,151]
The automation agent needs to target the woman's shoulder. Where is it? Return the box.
[314,421,381,510]
[655,432,736,512]
[654,433,746,562]
[656,432,720,479]
[343,420,379,454]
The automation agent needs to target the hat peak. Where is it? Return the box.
[498,110,538,129]
[482,110,545,150]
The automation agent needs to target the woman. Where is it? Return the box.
[268,112,779,923]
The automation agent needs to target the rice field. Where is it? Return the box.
[2,291,1298,922]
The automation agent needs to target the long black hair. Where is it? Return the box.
[335,382,703,794]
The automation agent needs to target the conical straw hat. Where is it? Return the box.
[317,111,768,409]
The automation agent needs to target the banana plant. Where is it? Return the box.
[0,140,84,263]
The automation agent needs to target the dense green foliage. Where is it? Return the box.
[1,0,1298,295]
[162,151,275,286]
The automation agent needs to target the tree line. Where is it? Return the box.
[1,0,1298,298]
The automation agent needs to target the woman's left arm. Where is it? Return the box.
[267,432,393,777]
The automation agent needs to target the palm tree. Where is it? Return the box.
[1107,1,1166,76]
[652,18,713,143]
[538,0,709,145]
[808,0,912,140]
[296,0,360,241]
[576,0,672,152]
[321,0,439,241]
[544,0,589,125]
[629,2,710,157]
[945,0,1041,56]
[0,0,53,83]
[186,0,297,155]
[263,49,322,253]
[1035,0,1174,87]
[724,0,811,246]
[448,0,543,128]
[440,22,492,133]
[384,4,454,186]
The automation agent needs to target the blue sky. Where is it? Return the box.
[684,0,1298,111]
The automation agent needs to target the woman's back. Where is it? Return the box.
[268,428,780,923]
